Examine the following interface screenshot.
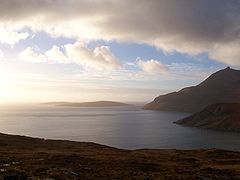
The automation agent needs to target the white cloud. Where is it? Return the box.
[209,42,240,67]
[65,42,121,70]
[137,59,168,75]
[1,0,240,65]
[45,45,68,64]
[19,47,46,63]
[0,28,29,46]
[19,42,121,70]
[0,49,4,59]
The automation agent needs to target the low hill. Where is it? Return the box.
[175,103,240,132]
[43,101,132,107]
[144,67,240,112]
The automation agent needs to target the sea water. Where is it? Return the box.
[0,104,239,150]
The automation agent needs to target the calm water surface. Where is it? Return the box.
[0,104,239,150]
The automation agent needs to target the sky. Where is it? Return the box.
[0,0,239,104]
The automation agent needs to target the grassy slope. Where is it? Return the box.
[0,133,240,179]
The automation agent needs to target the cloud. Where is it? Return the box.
[19,42,121,70]
[209,42,240,67]
[65,42,121,70]
[1,0,240,65]
[137,59,168,75]
[0,28,29,46]
[45,45,68,64]
[19,47,46,63]
[0,49,4,59]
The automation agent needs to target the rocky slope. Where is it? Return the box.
[144,67,240,112]
[0,133,240,179]
[175,103,240,132]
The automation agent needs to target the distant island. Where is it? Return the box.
[0,133,240,179]
[175,103,240,132]
[144,67,240,112]
[43,101,132,107]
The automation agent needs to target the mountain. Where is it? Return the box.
[144,67,240,112]
[175,103,240,132]
[44,101,132,107]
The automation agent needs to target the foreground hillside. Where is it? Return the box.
[144,67,240,112]
[175,103,240,132]
[0,133,240,179]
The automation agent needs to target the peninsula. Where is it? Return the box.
[175,103,240,132]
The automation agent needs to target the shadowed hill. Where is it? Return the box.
[175,103,240,132]
[144,67,240,112]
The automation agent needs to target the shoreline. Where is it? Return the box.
[4,131,240,152]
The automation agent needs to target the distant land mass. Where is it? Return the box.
[144,67,240,112]
[43,101,132,107]
[175,103,240,132]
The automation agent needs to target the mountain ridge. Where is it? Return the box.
[144,67,240,112]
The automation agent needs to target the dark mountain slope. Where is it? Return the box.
[144,67,240,112]
[175,103,240,132]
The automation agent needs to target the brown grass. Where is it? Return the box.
[0,133,239,179]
